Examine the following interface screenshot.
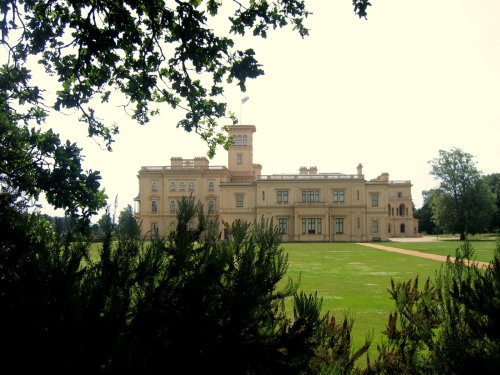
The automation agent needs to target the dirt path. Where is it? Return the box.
[357,242,490,269]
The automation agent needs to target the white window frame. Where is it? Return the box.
[302,218,322,234]
[208,199,215,214]
[336,218,344,234]
[302,190,320,203]
[333,189,345,204]
[278,218,288,234]
[277,190,288,204]
[236,194,244,208]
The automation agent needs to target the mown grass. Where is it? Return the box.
[379,239,498,263]
[281,242,446,361]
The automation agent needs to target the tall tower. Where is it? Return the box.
[227,125,260,181]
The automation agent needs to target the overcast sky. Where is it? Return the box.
[39,0,500,217]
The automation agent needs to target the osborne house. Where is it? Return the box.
[135,124,418,242]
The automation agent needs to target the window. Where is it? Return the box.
[357,217,361,229]
[336,218,344,234]
[208,199,215,214]
[151,180,158,192]
[236,194,244,208]
[151,223,158,233]
[397,192,403,198]
[388,224,391,233]
[170,181,176,191]
[357,190,360,200]
[179,181,185,191]
[243,135,247,146]
[400,223,406,233]
[189,181,195,191]
[262,191,265,201]
[302,190,320,203]
[399,204,405,216]
[208,180,215,191]
[372,219,379,234]
[371,193,379,207]
[278,218,288,234]
[333,189,345,204]
[237,154,243,165]
[302,218,322,234]
[170,200,176,213]
[277,190,288,204]
[151,200,158,213]
[237,135,242,146]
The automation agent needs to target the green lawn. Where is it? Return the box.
[379,240,498,263]
[281,242,445,360]
[89,242,102,261]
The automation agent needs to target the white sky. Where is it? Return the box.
[37,0,500,217]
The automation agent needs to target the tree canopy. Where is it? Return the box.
[414,190,437,235]
[0,0,371,217]
[429,148,496,239]
[484,173,500,231]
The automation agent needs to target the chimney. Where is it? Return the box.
[357,163,363,177]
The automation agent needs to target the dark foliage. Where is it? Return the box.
[484,173,500,232]
[0,197,369,374]
[414,190,437,235]
[370,239,500,374]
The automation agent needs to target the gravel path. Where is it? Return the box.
[357,242,490,269]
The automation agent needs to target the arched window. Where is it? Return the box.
[388,204,392,216]
[400,223,405,233]
[399,204,405,216]
[237,135,242,146]
[243,135,247,146]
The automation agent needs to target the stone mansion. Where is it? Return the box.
[134,124,418,241]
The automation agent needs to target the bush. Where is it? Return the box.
[370,238,500,374]
[0,197,369,374]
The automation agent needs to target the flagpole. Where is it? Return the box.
[240,96,249,125]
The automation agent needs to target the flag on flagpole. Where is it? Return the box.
[241,96,250,104]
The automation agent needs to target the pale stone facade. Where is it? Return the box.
[135,125,418,241]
